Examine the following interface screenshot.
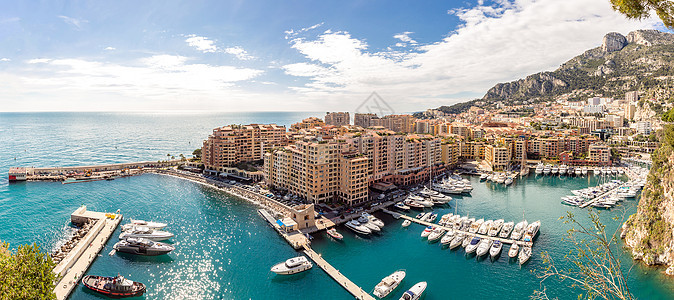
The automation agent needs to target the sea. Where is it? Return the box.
[0,112,672,299]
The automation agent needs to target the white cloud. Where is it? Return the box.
[0,17,20,24]
[185,35,218,53]
[225,46,254,60]
[27,58,51,64]
[104,47,116,51]
[282,0,661,111]
[0,55,267,111]
[58,15,87,30]
[285,22,325,39]
[393,32,417,44]
[0,58,10,62]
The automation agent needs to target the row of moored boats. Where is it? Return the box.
[535,164,626,177]
[479,172,515,186]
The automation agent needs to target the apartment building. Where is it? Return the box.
[370,114,416,133]
[290,117,325,131]
[354,113,378,128]
[325,112,350,126]
[202,124,287,170]
[485,144,511,171]
[588,144,611,166]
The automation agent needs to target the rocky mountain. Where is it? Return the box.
[438,29,674,114]
[622,125,674,270]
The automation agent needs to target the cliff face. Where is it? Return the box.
[623,126,674,267]
[481,29,674,103]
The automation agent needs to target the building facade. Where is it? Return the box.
[202,124,287,170]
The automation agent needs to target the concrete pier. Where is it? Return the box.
[303,245,375,300]
[384,210,534,247]
[52,206,122,300]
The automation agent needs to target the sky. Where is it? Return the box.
[0,0,667,113]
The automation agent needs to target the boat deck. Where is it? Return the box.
[383,209,534,247]
[53,206,123,300]
[302,245,375,300]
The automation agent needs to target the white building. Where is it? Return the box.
[588,97,601,105]
[636,121,652,135]
[584,104,605,114]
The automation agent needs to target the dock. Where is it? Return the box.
[383,209,534,247]
[578,182,627,208]
[52,206,123,300]
[302,245,375,300]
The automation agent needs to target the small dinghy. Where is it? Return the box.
[326,228,343,240]
[82,275,146,298]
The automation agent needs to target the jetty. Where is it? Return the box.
[52,206,123,300]
[383,209,534,247]
[579,182,627,208]
[302,245,375,300]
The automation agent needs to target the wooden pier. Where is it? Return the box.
[302,245,375,300]
[53,206,123,300]
[383,210,534,247]
[578,183,627,208]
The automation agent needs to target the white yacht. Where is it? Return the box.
[510,220,528,241]
[518,246,532,265]
[462,234,474,248]
[362,220,382,233]
[345,220,371,235]
[465,237,481,254]
[486,174,494,181]
[508,243,520,258]
[535,163,544,175]
[504,177,513,186]
[119,226,174,242]
[559,165,568,175]
[480,174,489,181]
[499,221,514,239]
[373,270,406,298]
[478,220,493,235]
[488,219,504,237]
[363,213,385,228]
[551,165,559,175]
[399,282,427,300]
[449,233,465,249]
[523,220,541,242]
[402,220,411,228]
[496,174,506,184]
[427,227,446,243]
[489,241,503,258]
[440,229,455,245]
[575,167,582,176]
[543,165,551,175]
[271,256,313,275]
[420,226,434,238]
[476,238,493,257]
[127,219,167,230]
[469,219,484,234]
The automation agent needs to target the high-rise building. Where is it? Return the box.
[202,124,287,170]
[354,113,377,128]
[636,121,652,135]
[624,103,637,120]
[324,112,350,126]
[588,144,611,166]
[625,91,639,103]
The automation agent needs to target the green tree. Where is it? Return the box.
[0,241,56,300]
[192,148,202,159]
[534,210,633,300]
[610,0,674,29]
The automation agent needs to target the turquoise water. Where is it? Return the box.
[0,113,672,299]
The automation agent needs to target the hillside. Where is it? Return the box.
[436,29,674,115]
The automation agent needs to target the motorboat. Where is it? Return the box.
[462,234,474,248]
[427,227,446,243]
[373,270,406,298]
[399,281,427,300]
[489,241,503,259]
[535,163,544,175]
[465,236,481,254]
[420,226,434,238]
[438,213,453,226]
[271,256,313,275]
[478,220,493,235]
[487,174,494,181]
[402,220,411,228]
[112,237,174,256]
[488,219,504,237]
[440,229,455,245]
[551,165,559,175]
[510,220,528,240]
[461,217,474,231]
[504,177,513,186]
[127,219,167,230]
[327,228,343,240]
[119,226,174,242]
[394,203,410,211]
[416,212,427,219]
[82,275,145,298]
[543,165,551,175]
[475,238,493,257]
[523,220,541,242]
[415,198,434,208]
[362,220,382,233]
[426,212,438,223]
[559,165,567,175]
[469,219,484,233]
[499,221,514,239]
[404,199,425,209]
[508,243,520,258]
[568,166,575,176]
[518,246,532,265]
[449,233,465,249]
[496,174,506,184]
[480,173,489,181]
[575,167,582,176]
[345,220,371,235]
[363,213,385,228]
[430,194,452,205]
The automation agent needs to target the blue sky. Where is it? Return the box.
[0,0,665,112]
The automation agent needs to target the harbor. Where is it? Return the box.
[52,206,122,300]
